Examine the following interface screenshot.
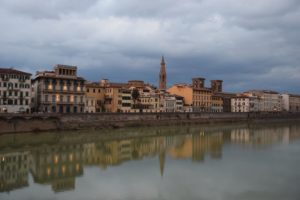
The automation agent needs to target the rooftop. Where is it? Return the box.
[0,68,31,76]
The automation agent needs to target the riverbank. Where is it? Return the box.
[0,112,299,134]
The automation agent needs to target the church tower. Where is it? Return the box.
[159,56,167,90]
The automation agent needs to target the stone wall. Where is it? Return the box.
[0,112,299,134]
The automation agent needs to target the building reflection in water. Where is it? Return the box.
[30,144,84,193]
[0,123,300,193]
[0,151,29,192]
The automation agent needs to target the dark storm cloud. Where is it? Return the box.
[0,0,300,93]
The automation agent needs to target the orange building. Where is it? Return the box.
[167,84,193,106]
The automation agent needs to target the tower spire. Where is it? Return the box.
[159,56,167,90]
[161,55,165,65]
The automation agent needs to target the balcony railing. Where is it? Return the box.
[43,89,84,94]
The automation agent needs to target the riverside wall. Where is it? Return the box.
[0,112,299,134]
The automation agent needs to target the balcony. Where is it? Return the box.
[56,101,74,105]
[56,101,85,105]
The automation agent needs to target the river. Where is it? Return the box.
[0,122,300,200]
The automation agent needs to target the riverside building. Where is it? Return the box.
[281,94,300,112]
[231,95,259,112]
[192,78,213,112]
[32,64,85,113]
[0,68,32,113]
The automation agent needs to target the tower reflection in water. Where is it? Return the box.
[0,124,299,193]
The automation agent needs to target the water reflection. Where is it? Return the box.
[0,123,300,193]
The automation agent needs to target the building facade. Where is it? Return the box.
[0,68,32,113]
[211,94,223,112]
[85,82,105,112]
[167,84,193,107]
[282,94,300,112]
[244,90,282,112]
[289,94,300,112]
[84,96,96,113]
[32,64,85,113]
[163,95,183,112]
[231,96,251,112]
[232,90,284,113]
[192,78,212,112]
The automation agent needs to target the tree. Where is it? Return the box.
[131,88,140,109]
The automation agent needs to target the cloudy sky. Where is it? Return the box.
[0,0,300,93]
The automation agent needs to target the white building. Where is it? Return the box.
[231,96,250,112]
[231,95,260,112]
[120,88,132,113]
[244,90,282,112]
[0,68,32,113]
[85,96,96,113]
[163,95,184,112]
[164,96,176,112]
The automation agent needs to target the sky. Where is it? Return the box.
[0,0,300,93]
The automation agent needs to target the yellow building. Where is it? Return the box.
[211,94,223,112]
[104,84,124,113]
[193,88,212,112]
[192,77,212,112]
[85,82,105,112]
[169,78,224,112]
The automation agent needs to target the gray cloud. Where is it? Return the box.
[0,0,300,93]
[1,0,99,19]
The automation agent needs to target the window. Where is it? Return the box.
[45,95,48,102]
[15,91,18,96]
[8,99,13,105]
[26,92,29,96]
[52,95,55,103]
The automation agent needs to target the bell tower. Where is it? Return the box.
[159,56,167,90]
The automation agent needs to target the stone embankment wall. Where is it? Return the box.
[0,112,299,134]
